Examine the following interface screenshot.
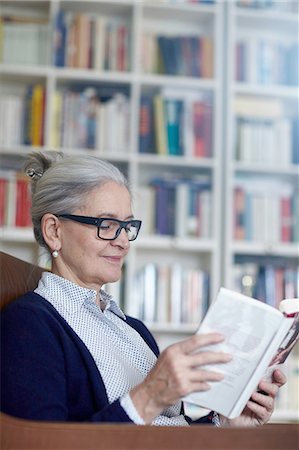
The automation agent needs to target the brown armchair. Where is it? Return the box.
[0,251,298,450]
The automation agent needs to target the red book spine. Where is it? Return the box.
[0,178,7,226]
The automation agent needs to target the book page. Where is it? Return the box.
[183,288,286,418]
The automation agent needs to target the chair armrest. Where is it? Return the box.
[1,413,298,450]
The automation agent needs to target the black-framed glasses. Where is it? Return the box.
[56,214,142,241]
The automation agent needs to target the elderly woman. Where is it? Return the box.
[1,151,285,426]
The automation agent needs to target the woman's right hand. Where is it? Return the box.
[130,333,232,424]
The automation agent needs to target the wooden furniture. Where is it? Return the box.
[0,251,43,310]
[1,413,299,450]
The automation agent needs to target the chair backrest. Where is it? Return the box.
[0,252,44,311]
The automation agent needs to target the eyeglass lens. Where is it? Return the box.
[98,219,139,241]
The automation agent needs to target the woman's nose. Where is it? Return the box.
[112,227,130,248]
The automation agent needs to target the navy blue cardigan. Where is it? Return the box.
[1,292,212,424]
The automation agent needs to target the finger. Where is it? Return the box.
[188,351,232,368]
[189,368,225,383]
[272,369,287,387]
[246,399,271,424]
[178,333,225,355]
[257,380,279,398]
[251,390,275,411]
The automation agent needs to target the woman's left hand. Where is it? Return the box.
[219,369,287,427]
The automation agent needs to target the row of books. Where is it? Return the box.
[234,96,299,166]
[0,172,32,228]
[0,85,45,147]
[235,40,298,86]
[51,88,130,152]
[0,16,50,66]
[236,0,298,12]
[142,0,215,4]
[131,263,210,325]
[136,175,212,237]
[141,34,213,78]
[235,117,299,166]
[139,89,213,157]
[234,181,299,244]
[232,262,299,308]
[55,10,130,71]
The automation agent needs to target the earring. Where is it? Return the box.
[52,250,59,258]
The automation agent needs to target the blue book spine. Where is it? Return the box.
[164,99,180,156]
[54,10,66,67]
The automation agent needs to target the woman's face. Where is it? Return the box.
[54,181,133,291]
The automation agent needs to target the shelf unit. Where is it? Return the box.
[0,0,298,423]
[223,0,299,424]
[223,0,299,293]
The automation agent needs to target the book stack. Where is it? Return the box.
[233,179,299,244]
[139,89,213,157]
[51,87,130,152]
[0,171,32,228]
[131,263,209,325]
[54,10,130,71]
[136,175,212,237]
[0,84,45,147]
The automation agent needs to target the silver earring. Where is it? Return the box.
[52,250,59,258]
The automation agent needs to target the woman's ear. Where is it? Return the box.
[41,214,62,252]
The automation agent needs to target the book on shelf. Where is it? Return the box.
[51,87,130,152]
[0,84,45,148]
[54,10,130,71]
[235,38,298,86]
[0,171,32,228]
[132,263,209,325]
[145,175,211,237]
[234,96,297,167]
[233,262,299,308]
[1,15,50,66]
[139,89,213,158]
[183,287,299,419]
[143,34,214,78]
[233,179,298,244]
[139,95,155,154]
[236,0,298,13]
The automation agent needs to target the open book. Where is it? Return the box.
[183,288,299,419]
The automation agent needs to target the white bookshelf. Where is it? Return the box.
[223,0,299,423]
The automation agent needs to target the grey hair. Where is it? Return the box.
[24,151,130,250]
